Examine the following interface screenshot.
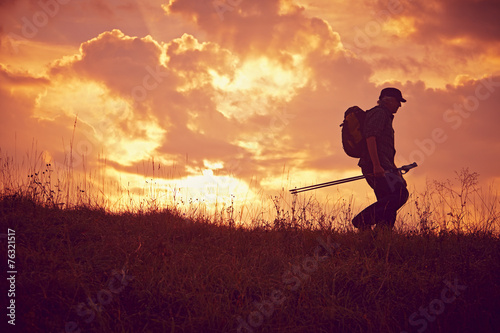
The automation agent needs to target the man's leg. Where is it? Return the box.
[352,172,379,230]
[352,171,408,230]
[371,173,409,229]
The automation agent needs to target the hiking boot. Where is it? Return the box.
[357,224,372,232]
[374,222,393,234]
[352,214,368,229]
[353,214,376,232]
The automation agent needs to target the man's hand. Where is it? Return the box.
[373,164,386,177]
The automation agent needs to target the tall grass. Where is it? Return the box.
[406,168,499,235]
[1,150,499,332]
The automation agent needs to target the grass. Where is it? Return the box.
[2,194,500,332]
[1,154,500,332]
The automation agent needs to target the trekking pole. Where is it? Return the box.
[289,162,417,195]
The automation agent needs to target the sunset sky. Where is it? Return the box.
[1,0,500,217]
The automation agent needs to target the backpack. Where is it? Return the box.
[340,106,367,158]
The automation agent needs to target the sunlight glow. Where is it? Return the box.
[211,56,310,121]
[105,165,254,210]
[34,80,165,166]
[278,0,299,15]
[2,39,78,77]
[383,17,416,37]
[203,159,224,170]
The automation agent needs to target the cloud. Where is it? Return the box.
[160,0,384,180]
[0,0,154,45]
[34,29,253,181]
[402,0,500,42]
[2,0,374,191]
[305,0,500,88]
[165,0,345,59]
[1,0,499,208]
[0,64,49,86]
[0,66,78,172]
[49,29,166,98]
[393,75,500,183]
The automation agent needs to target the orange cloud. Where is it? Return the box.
[165,0,344,59]
[0,64,49,86]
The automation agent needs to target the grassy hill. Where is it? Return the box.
[1,193,499,333]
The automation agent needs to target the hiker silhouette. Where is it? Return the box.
[352,88,409,231]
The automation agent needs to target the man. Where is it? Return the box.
[352,87,409,231]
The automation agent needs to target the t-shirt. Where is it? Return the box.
[358,105,397,171]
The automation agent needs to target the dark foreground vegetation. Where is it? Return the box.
[1,193,499,333]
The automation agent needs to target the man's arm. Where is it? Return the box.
[366,136,385,177]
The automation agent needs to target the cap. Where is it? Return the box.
[379,87,406,103]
